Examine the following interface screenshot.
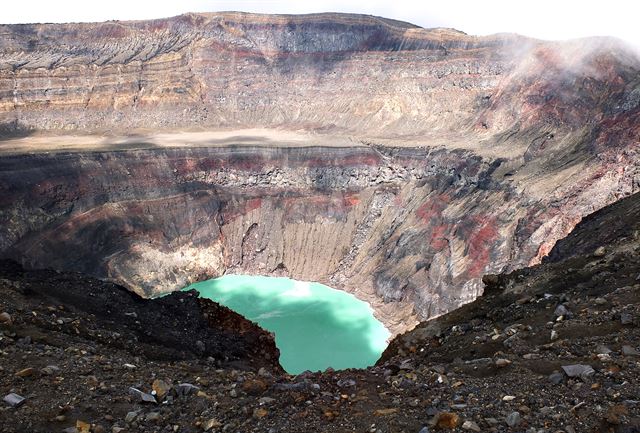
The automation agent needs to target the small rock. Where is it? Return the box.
[3,393,26,407]
[549,372,564,384]
[145,412,161,423]
[593,246,606,257]
[374,408,399,416]
[505,411,521,427]
[253,408,268,419]
[503,334,520,348]
[430,412,460,429]
[41,365,60,375]
[259,397,276,405]
[76,420,91,433]
[123,363,136,369]
[495,358,511,368]
[15,367,35,377]
[125,411,139,423]
[562,364,595,380]
[431,365,446,374]
[0,312,11,325]
[337,378,357,388]
[503,395,516,401]
[426,407,439,417]
[597,345,612,355]
[175,383,199,397]
[621,313,633,325]
[93,426,105,433]
[203,418,222,431]
[418,428,431,433]
[595,297,607,305]
[622,345,639,356]
[598,353,612,362]
[128,387,157,404]
[462,420,481,432]
[152,379,171,399]
[242,379,268,395]
[550,330,559,341]
[554,304,571,318]
[112,427,126,433]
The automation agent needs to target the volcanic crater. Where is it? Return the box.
[1,11,640,433]
[0,12,639,337]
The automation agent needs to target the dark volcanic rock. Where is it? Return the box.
[0,259,282,370]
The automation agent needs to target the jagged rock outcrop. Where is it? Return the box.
[0,13,639,333]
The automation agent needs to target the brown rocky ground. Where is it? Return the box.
[1,192,639,433]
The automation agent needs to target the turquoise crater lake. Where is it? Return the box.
[183,275,390,374]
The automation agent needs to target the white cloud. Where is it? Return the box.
[2,0,639,48]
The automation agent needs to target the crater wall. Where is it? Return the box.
[0,13,639,333]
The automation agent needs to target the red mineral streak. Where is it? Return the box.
[464,216,499,277]
[416,194,450,224]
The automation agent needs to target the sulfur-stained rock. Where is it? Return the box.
[203,418,222,431]
[253,408,268,419]
[242,378,268,395]
[152,379,171,399]
[374,408,399,416]
[430,412,460,429]
[76,420,91,433]
[15,367,35,377]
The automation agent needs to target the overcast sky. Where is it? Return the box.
[3,0,639,47]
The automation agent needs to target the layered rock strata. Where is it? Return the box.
[0,13,639,333]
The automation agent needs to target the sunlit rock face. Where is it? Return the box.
[0,13,638,334]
